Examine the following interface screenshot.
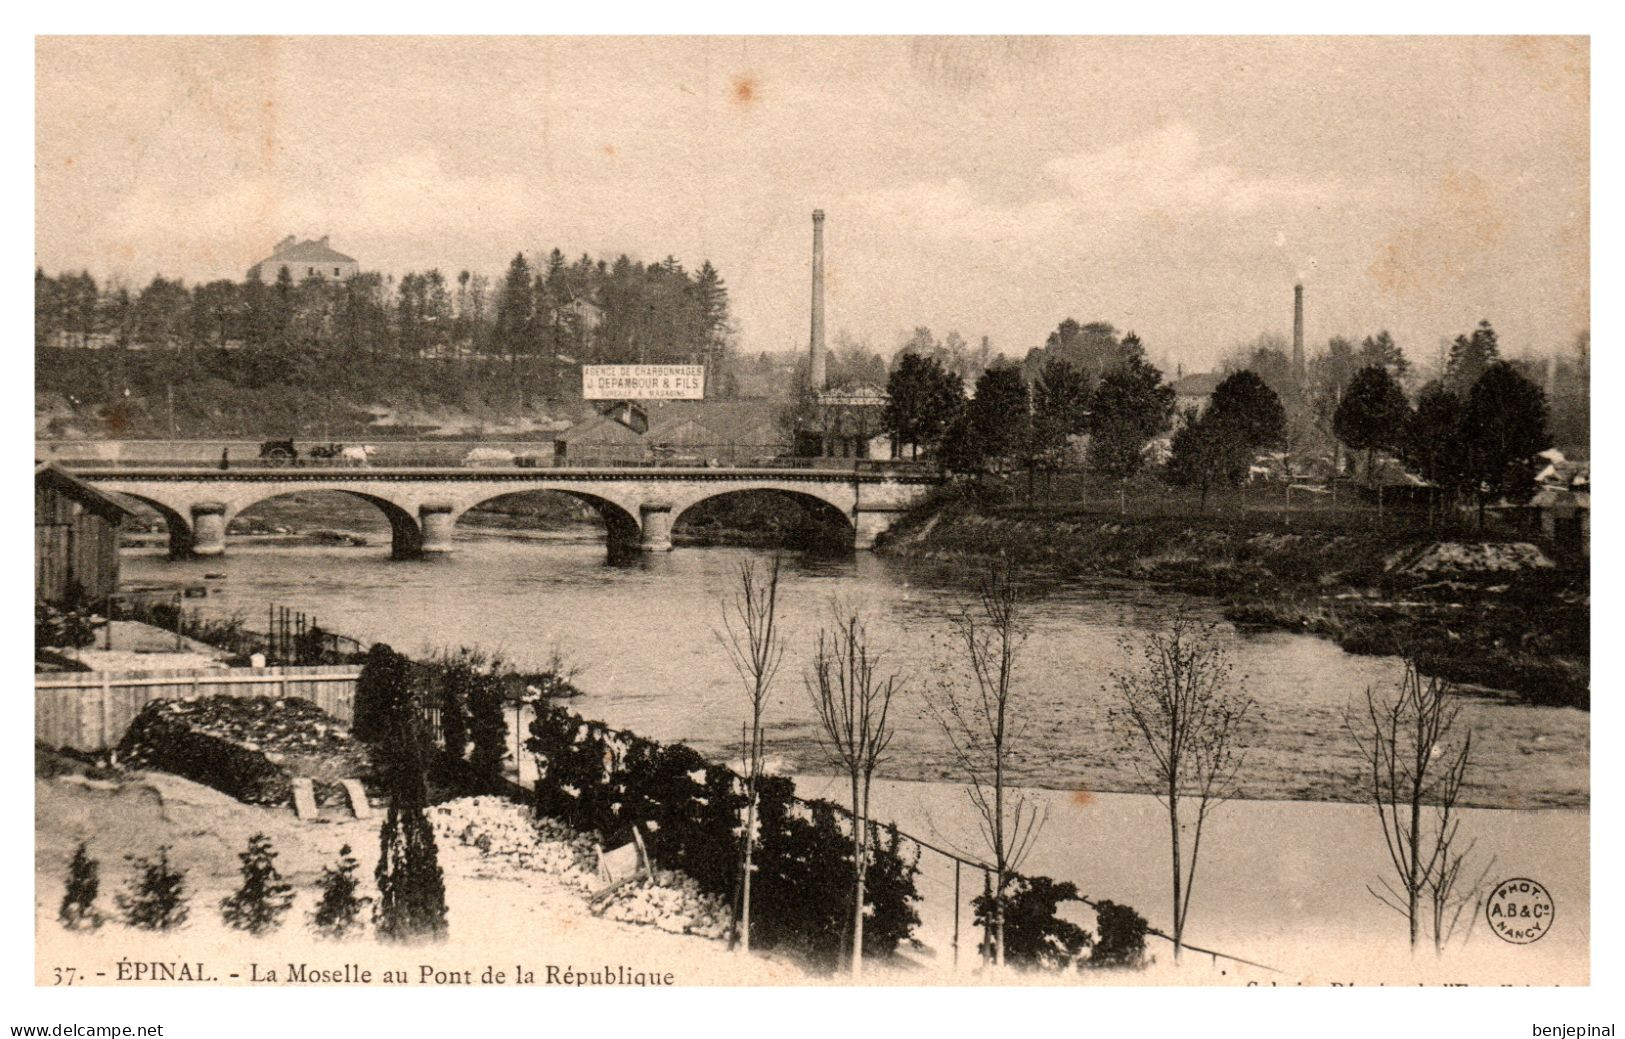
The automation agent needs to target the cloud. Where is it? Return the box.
[851,122,1346,244]
[105,151,536,277]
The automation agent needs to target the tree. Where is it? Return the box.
[924,566,1045,968]
[1358,330,1410,381]
[1334,365,1412,484]
[59,843,102,931]
[1346,662,1481,953]
[1027,318,1130,382]
[1209,369,1286,451]
[492,252,536,367]
[1110,620,1254,960]
[1165,408,1245,509]
[1460,361,1550,526]
[972,875,1090,970]
[716,555,787,953]
[219,833,294,935]
[117,846,190,931]
[1445,320,1499,395]
[1308,335,1362,473]
[1029,359,1092,473]
[804,607,900,977]
[354,643,412,743]
[372,646,449,943]
[1088,354,1176,510]
[1163,371,1284,511]
[310,844,371,940]
[1403,382,1470,521]
[883,352,963,458]
[965,364,1031,469]
[466,662,510,795]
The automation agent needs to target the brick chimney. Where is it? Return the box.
[809,209,827,391]
[1292,282,1305,382]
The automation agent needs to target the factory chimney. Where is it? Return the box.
[809,209,827,391]
[1292,282,1305,382]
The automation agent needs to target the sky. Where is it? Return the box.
[35,36,1589,374]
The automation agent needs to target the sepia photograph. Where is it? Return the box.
[27,32,1593,1009]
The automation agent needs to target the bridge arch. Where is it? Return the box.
[114,492,196,559]
[672,488,857,550]
[227,489,424,559]
[454,488,642,552]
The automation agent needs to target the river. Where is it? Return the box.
[122,530,1589,809]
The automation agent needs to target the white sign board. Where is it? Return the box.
[582,364,705,400]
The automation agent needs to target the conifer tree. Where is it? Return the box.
[117,846,190,931]
[220,833,294,935]
[373,648,449,943]
[59,842,103,931]
[310,844,371,940]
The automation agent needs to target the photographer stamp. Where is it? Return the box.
[1486,878,1555,945]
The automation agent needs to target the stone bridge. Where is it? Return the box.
[69,466,942,559]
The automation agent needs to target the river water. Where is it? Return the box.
[122,531,1589,809]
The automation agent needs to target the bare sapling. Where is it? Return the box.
[1347,660,1485,954]
[923,564,1045,969]
[715,554,786,953]
[1111,619,1254,961]
[805,605,900,978]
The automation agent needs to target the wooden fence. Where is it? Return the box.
[35,664,363,752]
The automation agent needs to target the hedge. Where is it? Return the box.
[525,701,921,969]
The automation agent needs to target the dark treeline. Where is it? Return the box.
[35,250,736,434]
[886,316,1582,524]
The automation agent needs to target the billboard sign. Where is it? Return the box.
[582,364,705,400]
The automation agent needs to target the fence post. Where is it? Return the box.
[953,859,961,971]
[99,672,112,752]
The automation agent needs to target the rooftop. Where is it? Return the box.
[257,236,357,266]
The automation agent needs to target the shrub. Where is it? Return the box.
[36,602,97,650]
[310,844,370,940]
[525,703,921,971]
[219,833,294,935]
[1088,899,1150,969]
[59,843,103,931]
[117,846,189,931]
[974,874,1093,970]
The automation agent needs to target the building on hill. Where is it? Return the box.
[559,296,604,334]
[36,462,136,606]
[248,235,359,282]
[1171,372,1223,415]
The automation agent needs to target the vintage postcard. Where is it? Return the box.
[31,35,1590,1004]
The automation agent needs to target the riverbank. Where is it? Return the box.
[878,501,1589,709]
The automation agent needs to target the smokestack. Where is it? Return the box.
[1292,282,1305,381]
[810,209,827,391]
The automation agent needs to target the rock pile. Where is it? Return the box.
[118,695,371,807]
[431,797,732,941]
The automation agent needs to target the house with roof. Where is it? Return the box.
[1171,372,1223,415]
[248,235,360,283]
